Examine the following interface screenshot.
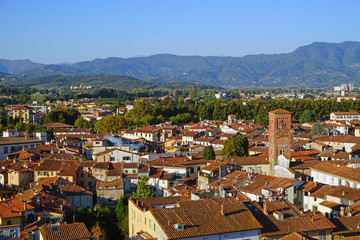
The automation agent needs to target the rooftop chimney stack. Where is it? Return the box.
[263,200,268,215]
[220,204,225,217]
[340,206,346,217]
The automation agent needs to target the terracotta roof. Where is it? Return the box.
[279,232,317,240]
[35,160,79,177]
[79,160,95,168]
[193,137,215,143]
[209,171,248,188]
[290,161,323,170]
[12,105,31,110]
[319,201,345,211]
[133,196,182,211]
[151,198,263,239]
[269,109,291,114]
[326,186,360,202]
[317,148,335,158]
[36,160,66,171]
[93,148,116,156]
[298,182,320,192]
[347,202,360,216]
[310,162,360,183]
[223,156,268,165]
[332,111,360,115]
[59,185,93,196]
[332,151,350,160]
[42,122,73,128]
[7,150,37,161]
[96,179,123,189]
[211,139,226,145]
[149,156,206,168]
[123,163,139,169]
[0,137,44,146]
[310,185,332,199]
[240,174,297,196]
[93,162,110,169]
[201,162,228,172]
[39,222,91,240]
[43,152,80,161]
[332,215,360,235]
[245,201,335,237]
[323,135,360,144]
[181,131,200,137]
[21,219,47,240]
[292,156,318,162]
[0,198,34,219]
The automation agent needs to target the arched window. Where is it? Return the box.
[279,121,286,130]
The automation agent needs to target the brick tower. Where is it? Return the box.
[268,109,291,176]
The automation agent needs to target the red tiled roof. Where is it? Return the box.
[151,198,263,239]
[42,122,73,128]
[269,109,291,114]
[39,222,91,240]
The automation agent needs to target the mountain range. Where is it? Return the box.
[2,41,360,88]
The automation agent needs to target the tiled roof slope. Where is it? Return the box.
[39,222,91,240]
[244,201,335,237]
[151,198,263,239]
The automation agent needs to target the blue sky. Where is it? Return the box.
[1,0,359,64]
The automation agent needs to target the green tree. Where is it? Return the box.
[169,113,193,125]
[46,128,55,142]
[44,106,80,125]
[14,118,25,131]
[75,204,120,240]
[189,88,197,98]
[203,145,216,160]
[115,196,129,237]
[254,108,269,126]
[310,124,327,135]
[299,110,316,124]
[132,176,154,199]
[74,117,93,128]
[94,115,128,133]
[221,135,249,157]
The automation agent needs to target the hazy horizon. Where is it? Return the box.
[1,0,360,64]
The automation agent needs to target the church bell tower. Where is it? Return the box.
[268,109,291,176]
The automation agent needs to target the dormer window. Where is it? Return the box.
[174,223,184,230]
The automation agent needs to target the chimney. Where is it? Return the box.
[313,206,316,214]
[263,200,268,215]
[24,201,27,211]
[346,206,352,217]
[220,204,225,217]
[340,206,345,217]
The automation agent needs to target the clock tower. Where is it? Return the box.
[268,109,291,176]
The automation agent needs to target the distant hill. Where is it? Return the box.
[0,72,23,82]
[4,41,360,88]
[6,74,221,90]
[0,59,43,74]
[20,65,85,78]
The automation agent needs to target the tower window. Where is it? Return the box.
[279,121,286,130]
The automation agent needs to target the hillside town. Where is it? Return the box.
[0,95,360,239]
